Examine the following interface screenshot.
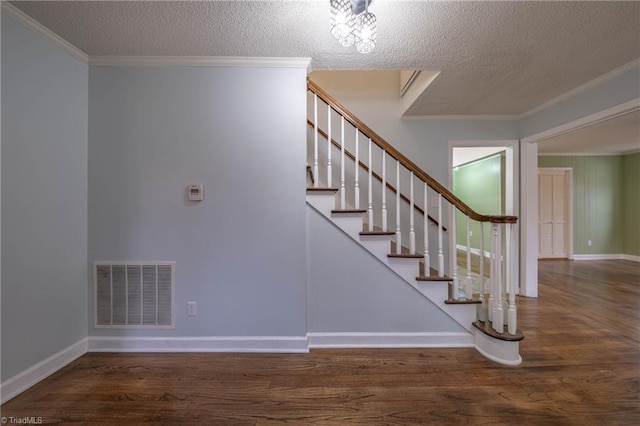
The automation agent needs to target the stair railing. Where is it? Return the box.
[307,80,520,336]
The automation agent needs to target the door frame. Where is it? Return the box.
[448,139,520,293]
[537,167,574,260]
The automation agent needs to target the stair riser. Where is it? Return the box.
[358,237,393,259]
[306,194,336,216]
[331,215,365,238]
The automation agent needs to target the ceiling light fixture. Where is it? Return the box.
[330,0,376,53]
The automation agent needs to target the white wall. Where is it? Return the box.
[88,65,308,338]
[1,13,88,380]
[307,205,464,333]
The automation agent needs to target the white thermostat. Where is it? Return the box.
[187,184,204,201]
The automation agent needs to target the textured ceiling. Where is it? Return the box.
[7,0,640,116]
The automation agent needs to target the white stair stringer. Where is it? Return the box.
[307,192,476,333]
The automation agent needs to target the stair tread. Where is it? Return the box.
[388,253,423,259]
[332,209,367,213]
[416,275,452,281]
[445,298,482,305]
[360,230,396,236]
[473,320,525,342]
[307,187,339,193]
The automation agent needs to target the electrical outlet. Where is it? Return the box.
[587,240,592,247]
[187,301,197,316]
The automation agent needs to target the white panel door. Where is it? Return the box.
[538,169,570,259]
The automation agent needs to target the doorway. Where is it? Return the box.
[538,168,573,259]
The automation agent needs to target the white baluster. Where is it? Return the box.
[327,104,332,188]
[313,94,319,188]
[466,216,472,300]
[423,182,430,275]
[409,172,415,254]
[437,194,444,276]
[493,224,505,333]
[395,161,401,254]
[507,223,517,335]
[367,138,373,231]
[382,150,387,232]
[488,223,497,323]
[354,129,359,209]
[340,117,346,209]
[450,205,458,300]
[479,222,486,322]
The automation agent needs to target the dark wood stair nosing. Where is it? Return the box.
[416,275,452,282]
[387,253,424,259]
[473,320,525,342]
[444,298,482,305]
[331,209,367,214]
[307,187,339,193]
[360,231,396,236]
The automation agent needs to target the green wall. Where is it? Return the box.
[622,152,640,256]
[453,154,504,251]
[538,156,627,255]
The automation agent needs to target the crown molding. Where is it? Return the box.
[1,1,89,63]
[89,56,313,72]
[520,59,640,118]
[401,114,519,122]
[1,3,312,72]
[538,150,640,157]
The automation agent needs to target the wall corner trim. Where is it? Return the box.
[87,336,310,353]
[1,2,89,63]
[88,56,313,71]
[0,338,89,404]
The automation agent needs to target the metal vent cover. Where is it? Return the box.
[94,262,175,329]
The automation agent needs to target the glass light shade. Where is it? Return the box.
[330,0,355,40]
[339,32,355,47]
[355,11,377,53]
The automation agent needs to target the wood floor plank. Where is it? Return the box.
[2,259,639,424]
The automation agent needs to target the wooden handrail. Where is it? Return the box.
[308,80,518,225]
[307,119,446,231]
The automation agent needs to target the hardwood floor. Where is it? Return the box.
[2,260,639,425]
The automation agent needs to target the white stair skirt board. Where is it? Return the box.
[87,336,309,353]
[0,338,89,404]
[308,332,473,348]
[307,196,476,333]
[473,328,522,366]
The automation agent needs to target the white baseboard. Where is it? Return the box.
[307,332,473,348]
[573,254,640,262]
[0,338,88,404]
[88,336,310,353]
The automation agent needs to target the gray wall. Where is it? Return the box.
[519,66,640,138]
[1,14,88,380]
[88,65,308,337]
[307,205,464,333]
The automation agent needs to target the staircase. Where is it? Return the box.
[306,80,524,365]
